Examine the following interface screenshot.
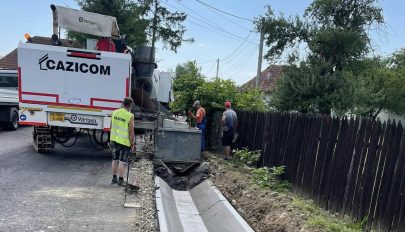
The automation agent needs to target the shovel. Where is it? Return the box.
[123,153,140,208]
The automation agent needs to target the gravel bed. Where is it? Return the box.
[129,158,158,232]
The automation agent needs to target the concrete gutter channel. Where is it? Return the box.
[155,176,254,232]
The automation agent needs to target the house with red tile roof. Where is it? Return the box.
[240,65,283,101]
[0,36,82,70]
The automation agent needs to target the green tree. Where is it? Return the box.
[271,60,350,115]
[194,78,238,112]
[346,58,390,118]
[67,0,149,47]
[385,71,405,116]
[170,61,205,113]
[171,61,268,113]
[384,49,405,116]
[262,0,384,114]
[344,49,405,119]
[143,0,193,52]
[235,88,268,112]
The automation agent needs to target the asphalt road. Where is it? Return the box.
[0,127,137,232]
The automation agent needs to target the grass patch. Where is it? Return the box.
[291,198,321,214]
[308,216,364,232]
[291,199,365,232]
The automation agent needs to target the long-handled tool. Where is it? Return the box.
[123,152,140,208]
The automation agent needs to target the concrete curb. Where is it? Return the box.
[155,176,254,232]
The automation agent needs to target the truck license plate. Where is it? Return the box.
[50,112,65,122]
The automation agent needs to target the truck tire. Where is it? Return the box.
[2,108,18,131]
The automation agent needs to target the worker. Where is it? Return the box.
[113,34,128,53]
[189,100,206,151]
[51,34,62,46]
[110,97,135,186]
[222,101,237,160]
[24,33,33,43]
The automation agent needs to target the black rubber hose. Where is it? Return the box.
[87,129,105,150]
[52,127,73,144]
[59,129,81,147]
[101,130,110,144]
[93,129,110,145]
[92,129,103,145]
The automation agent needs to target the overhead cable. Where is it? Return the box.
[162,0,258,45]
[194,0,254,22]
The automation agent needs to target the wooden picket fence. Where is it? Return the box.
[211,111,405,231]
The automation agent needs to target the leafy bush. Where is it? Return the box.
[252,167,271,188]
[233,147,261,166]
[171,62,268,114]
[252,166,291,192]
[235,88,268,112]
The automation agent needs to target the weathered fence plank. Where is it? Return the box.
[342,117,364,215]
[227,111,404,231]
[376,122,403,230]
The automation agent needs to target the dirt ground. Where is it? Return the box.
[128,148,356,232]
[206,152,353,232]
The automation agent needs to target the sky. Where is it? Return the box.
[0,0,404,85]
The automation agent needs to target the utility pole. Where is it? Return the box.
[256,17,265,89]
[216,58,219,79]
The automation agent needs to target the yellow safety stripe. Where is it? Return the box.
[110,131,129,140]
[111,124,128,132]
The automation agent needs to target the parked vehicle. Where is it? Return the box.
[18,5,200,157]
[18,42,131,152]
[0,70,19,130]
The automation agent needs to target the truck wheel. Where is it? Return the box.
[2,109,19,131]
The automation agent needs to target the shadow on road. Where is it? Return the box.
[38,136,111,162]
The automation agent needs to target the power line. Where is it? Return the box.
[228,46,258,74]
[223,46,258,75]
[192,0,252,31]
[220,42,252,68]
[162,0,259,76]
[206,60,217,76]
[190,30,255,71]
[162,0,258,45]
[198,59,219,64]
[221,32,254,65]
[194,0,254,22]
[198,58,218,64]
[186,18,256,44]
[228,52,256,79]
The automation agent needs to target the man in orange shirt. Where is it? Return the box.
[189,100,206,151]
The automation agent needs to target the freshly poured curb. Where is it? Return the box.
[155,176,254,232]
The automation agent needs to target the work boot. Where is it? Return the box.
[111,176,118,184]
[118,179,127,187]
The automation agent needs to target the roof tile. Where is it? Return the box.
[0,36,82,70]
[241,65,283,93]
